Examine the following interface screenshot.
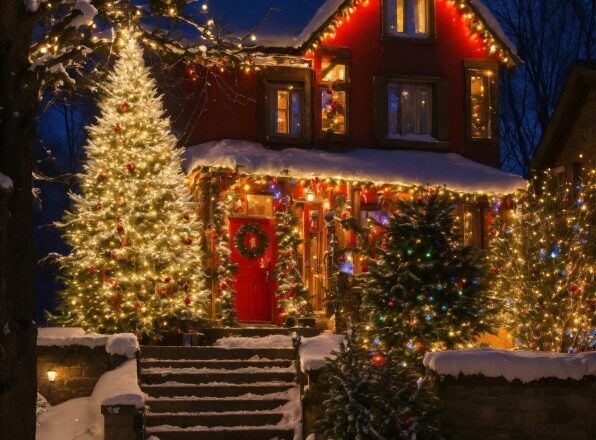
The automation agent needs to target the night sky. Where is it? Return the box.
[206,0,326,37]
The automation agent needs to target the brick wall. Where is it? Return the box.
[432,374,596,440]
[37,345,127,405]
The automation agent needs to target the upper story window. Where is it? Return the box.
[374,74,449,150]
[272,85,303,136]
[383,0,434,39]
[464,60,498,143]
[388,82,432,138]
[261,67,312,145]
[319,48,350,138]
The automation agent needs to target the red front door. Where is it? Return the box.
[229,217,276,322]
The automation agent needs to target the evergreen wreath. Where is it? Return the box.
[234,223,269,259]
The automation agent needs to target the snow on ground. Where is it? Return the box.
[0,172,13,191]
[37,360,144,440]
[299,332,344,372]
[184,140,525,194]
[38,327,138,359]
[423,348,596,383]
[213,334,293,348]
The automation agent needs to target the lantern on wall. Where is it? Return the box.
[47,368,58,383]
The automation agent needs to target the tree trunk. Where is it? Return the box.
[0,2,39,439]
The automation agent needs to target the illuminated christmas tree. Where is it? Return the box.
[488,169,595,352]
[53,35,209,337]
[363,188,497,359]
[274,197,310,324]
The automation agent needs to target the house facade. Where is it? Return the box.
[176,0,525,326]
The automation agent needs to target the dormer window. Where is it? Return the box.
[319,48,351,138]
[383,0,434,40]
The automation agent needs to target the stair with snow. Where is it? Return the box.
[141,346,300,440]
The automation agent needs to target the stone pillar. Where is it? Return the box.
[101,404,144,440]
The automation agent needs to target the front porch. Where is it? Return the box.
[184,140,525,328]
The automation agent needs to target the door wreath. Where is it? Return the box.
[234,223,269,259]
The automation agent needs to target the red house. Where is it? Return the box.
[177,0,525,326]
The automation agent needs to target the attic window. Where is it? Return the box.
[384,0,432,39]
[319,49,350,138]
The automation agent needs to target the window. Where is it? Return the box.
[374,75,448,149]
[319,49,350,137]
[261,66,312,145]
[465,60,498,142]
[388,83,432,137]
[271,86,302,136]
[384,0,432,39]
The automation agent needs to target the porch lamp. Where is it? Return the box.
[47,368,58,383]
[306,191,315,202]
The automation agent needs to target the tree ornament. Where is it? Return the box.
[118,102,130,113]
[234,222,269,259]
[163,276,171,283]
[371,352,385,366]
[183,236,193,245]
[184,296,191,305]
[95,202,103,211]
[88,265,97,274]
[387,299,395,308]
[126,162,135,172]
[183,213,190,221]
[116,223,124,233]
[114,122,123,133]
[219,281,228,290]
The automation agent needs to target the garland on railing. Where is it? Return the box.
[274,197,311,323]
[213,197,239,326]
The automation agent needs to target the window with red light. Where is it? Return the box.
[319,49,350,138]
[464,60,498,143]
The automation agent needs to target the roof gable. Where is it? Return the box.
[256,0,520,66]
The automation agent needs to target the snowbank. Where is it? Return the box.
[37,327,139,359]
[423,349,596,383]
[298,332,344,372]
[214,334,293,348]
[0,171,13,191]
[37,360,144,440]
[184,140,525,194]
[95,359,145,408]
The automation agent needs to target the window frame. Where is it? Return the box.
[260,66,312,146]
[381,0,436,43]
[318,47,351,140]
[464,59,499,144]
[374,74,449,150]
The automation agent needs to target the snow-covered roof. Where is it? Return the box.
[183,140,525,194]
[258,0,518,61]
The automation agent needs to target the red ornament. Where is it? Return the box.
[568,284,578,293]
[387,299,395,308]
[219,281,228,290]
[338,255,345,262]
[183,213,190,221]
[183,236,193,245]
[164,276,171,283]
[372,352,385,366]
[118,102,130,113]
[490,266,500,274]
[489,229,498,237]
[97,173,107,182]
[110,251,118,260]
[88,265,97,274]
[184,296,191,305]
[116,223,124,233]
[427,187,435,195]
[156,286,165,295]
[287,290,296,298]
[114,122,123,133]
[95,202,103,211]
[134,301,142,311]
[126,162,135,172]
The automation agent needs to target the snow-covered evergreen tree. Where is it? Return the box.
[274,198,310,322]
[488,169,595,352]
[363,188,497,358]
[53,35,209,337]
[214,199,238,326]
[318,329,439,439]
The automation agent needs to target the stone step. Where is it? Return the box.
[141,359,293,369]
[146,397,289,413]
[140,346,295,360]
[145,427,294,440]
[142,383,296,398]
[145,411,284,428]
[141,370,295,385]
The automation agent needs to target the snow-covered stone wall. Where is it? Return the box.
[425,349,596,439]
[37,328,140,405]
